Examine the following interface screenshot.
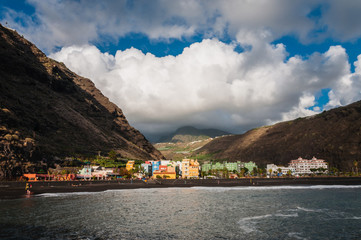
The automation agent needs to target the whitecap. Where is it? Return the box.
[296,206,325,212]
[191,185,361,191]
[274,213,299,217]
[288,232,309,240]
[37,192,101,198]
[238,214,273,233]
[238,211,299,233]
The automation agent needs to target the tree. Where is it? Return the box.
[251,167,258,177]
[108,150,117,161]
[240,167,248,177]
[330,167,339,176]
[258,168,264,177]
[268,168,273,177]
[353,160,358,176]
[118,167,130,178]
[310,168,317,175]
[317,168,326,175]
[277,168,282,176]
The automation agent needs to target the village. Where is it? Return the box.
[22,156,331,182]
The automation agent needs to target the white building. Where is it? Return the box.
[289,157,328,175]
[267,164,295,176]
[91,166,113,179]
[160,160,171,166]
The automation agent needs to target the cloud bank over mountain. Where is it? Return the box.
[3,0,361,137]
[50,38,361,136]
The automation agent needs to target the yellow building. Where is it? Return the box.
[126,160,135,171]
[182,159,199,179]
[152,170,176,179]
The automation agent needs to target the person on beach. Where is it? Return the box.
[25,183,32,194]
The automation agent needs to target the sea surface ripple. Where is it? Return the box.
[1,185,361,239]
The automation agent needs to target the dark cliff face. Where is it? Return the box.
[0,25,164,179]
[197,101,361,171]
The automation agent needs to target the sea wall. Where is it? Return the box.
[2,177,361,188]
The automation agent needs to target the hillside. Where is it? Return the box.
[0,25,163,179]
[196,101,361,170]
[158,126,230,143]
[155,137,214,161]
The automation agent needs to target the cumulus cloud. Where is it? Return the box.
[4,0,361,52]
[4,0,361,139]
[50,38,361,137]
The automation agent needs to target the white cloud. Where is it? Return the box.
[4,0,361,138]
[326,55,361,108]
[50,38,360,136]
[4,0,361,52]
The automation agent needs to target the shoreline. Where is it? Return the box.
[2,177,361,199]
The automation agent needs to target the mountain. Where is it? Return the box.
[157,126,230,143]
[196,101,361,171]
[0,24,163,179]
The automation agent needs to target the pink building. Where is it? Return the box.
[289,157,328,175]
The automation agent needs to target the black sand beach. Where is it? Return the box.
[1,177,361,199]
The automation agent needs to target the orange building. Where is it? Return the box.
[152,164,176,179]
[23,173,76,181]
[182,159,199,179]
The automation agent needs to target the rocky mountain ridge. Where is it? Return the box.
[0,24,163,179]
[196,101,361,171]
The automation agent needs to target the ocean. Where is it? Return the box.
[1,185,361,239]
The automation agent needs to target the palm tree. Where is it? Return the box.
[353,160,358,176]
[252,167,258,177]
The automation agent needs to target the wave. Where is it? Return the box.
[36,187,197,197]
[37,192,102,198]
[238,214,273,233]
[288,232,309,240]
[238,206,361,234]
[296,206,325,213]
[274,213,299,217]
[238,212,299,233]
[191,185,361,191]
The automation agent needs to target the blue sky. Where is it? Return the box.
[2,0,361,140]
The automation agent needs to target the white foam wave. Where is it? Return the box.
[288,232,309,240]
[238,212,299,233]
[37,192,101,198]
[191,185,361,191]
[274,213,299,217]
[238,214,273,233]
[296,207,325,213]
[37,187,196,197]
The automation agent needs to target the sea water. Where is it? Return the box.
[1,185,361,239]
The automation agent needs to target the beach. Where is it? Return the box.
[1,177,361,199]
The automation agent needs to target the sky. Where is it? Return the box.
[2,0,361,141]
